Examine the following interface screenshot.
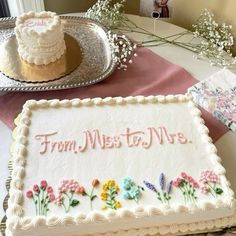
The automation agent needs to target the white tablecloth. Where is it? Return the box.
[0,14,236,235]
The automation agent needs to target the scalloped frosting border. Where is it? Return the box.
[6,95,236,235]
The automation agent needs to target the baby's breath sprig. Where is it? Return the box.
[85,0,126,30]
[86,2,236,67]
[108,32,137,70]
[191,9,236,66]
[86,0,138,70]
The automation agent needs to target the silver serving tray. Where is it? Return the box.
[0,16,117,92]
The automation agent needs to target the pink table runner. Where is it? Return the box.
[0,47,228,142]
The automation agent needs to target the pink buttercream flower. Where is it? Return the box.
[33,184,39,192]
[54,196,63,206]
[176,178,181,185]
[40,180,48,189]
[46,186,53,193]
[26,190,33,198]
[180,172,187,179]
[191,181,199,188]
[199,170,219,184]
[172,178,182,187]
[187,176,194,183]
[48,193,55,202]
[57,179,80,196]
[200,186,209,194]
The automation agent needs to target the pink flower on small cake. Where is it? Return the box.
[199,170,223,197]
[25,180,55,216]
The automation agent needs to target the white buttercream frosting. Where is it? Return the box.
[6,95,236,236]
[15,11,66,65]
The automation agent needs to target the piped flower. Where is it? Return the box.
[79,179,100,210]
[143,181,157,193]
[26,180,55,216]
[26,190,33,198]
[199,170,223,197]
[172,172,199,204]
[122,177,144,203]
[159,173,165,190]
[40,180,48,189]
[143,173,172,205]
[55,179,80,213]
[100,179,121,210]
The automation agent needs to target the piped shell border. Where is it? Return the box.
[6,94,236,236]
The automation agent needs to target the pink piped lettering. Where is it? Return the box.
[35,132,58,154]
[34,127,191,155]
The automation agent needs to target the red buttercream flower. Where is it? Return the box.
[26,190,33,198]
[40,180,48,189]
[33,184,39,192]
[92,179,100,187]
[48,193,55,202]
[46,186,53,193]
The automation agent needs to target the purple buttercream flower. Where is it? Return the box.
[166,180,173,194]
[159,173,165,190]
[143,181,157,193]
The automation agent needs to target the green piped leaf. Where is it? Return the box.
[215,188,223,195]
[70,199,80,207]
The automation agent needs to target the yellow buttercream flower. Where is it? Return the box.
[113,185,119,191]
[114,201,121,209]
[102,183,109,191]
[107,179,115,186]
[100,191,108,200]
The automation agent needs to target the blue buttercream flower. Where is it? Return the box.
[143,181,157,193]
[159,173,165,190]
[129,185,140,199]
[122,177,133,190]
[166,180,172,194]
[123,191,131,199]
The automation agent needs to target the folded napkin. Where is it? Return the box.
[0,47,228,142]
[188,69,236,132]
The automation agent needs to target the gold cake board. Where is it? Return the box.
[0,33,82,83]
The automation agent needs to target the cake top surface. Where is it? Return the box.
[7,95,235,232]
[15,11,60,34]
[23,18,54,32]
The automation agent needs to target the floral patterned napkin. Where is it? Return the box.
[188,69,236,132]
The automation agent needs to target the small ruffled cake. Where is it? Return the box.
[15,11,66,65]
